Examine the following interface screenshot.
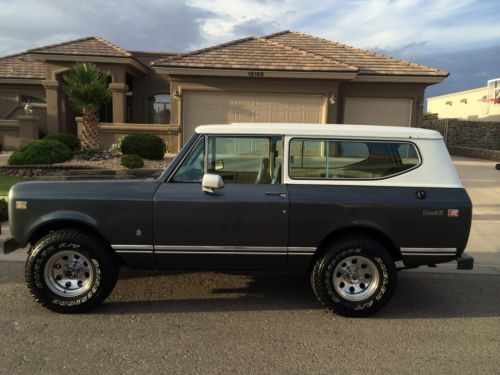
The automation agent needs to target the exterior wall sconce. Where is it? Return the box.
[172,89,182,100]
[329,94,336,105]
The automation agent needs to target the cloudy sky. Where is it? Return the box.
[1,0,499,97]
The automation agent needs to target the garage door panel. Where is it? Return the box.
[270,111,286,123]
[183,92,325,141]
[343,97,412,126]
[288,111,304,123]
[305,111,322,123]
[254,110,271,122]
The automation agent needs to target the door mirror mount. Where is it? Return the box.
[202,173,225,194]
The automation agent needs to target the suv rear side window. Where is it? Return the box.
[289,139,420,179]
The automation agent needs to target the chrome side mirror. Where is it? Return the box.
[202,173,224,194]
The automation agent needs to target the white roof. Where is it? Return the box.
[195,123,442,140]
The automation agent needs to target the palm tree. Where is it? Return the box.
[64,63,111,149]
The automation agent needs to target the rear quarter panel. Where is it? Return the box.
[287,185,472,252]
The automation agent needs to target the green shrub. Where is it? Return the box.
[43,133,81,152]
[0,199,7,221]
[121,154,144,169]
[8,140,72,165]
[120,134,165,160]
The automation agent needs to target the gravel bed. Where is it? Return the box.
[56,156,167,171]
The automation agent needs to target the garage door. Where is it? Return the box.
[343,97,413,126]
[183,92,325,141]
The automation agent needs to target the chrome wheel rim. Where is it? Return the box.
[44,250,94,297]
[332,255,380,302]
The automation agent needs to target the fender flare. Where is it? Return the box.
[23,210,103,247]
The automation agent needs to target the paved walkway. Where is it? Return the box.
[1,156,499,271]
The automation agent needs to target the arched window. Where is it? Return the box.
[147,93,170,124]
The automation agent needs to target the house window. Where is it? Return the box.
[147,94,170,124]
[99,101,113,123]
[20,95,45,104]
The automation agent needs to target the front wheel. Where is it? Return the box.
[25,229,118,313]
[311,236,397,317]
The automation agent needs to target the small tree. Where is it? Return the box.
[64,63,111,149]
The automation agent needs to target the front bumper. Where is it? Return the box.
[3,238,20,254]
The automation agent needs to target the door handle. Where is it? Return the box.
[265,192,287,198]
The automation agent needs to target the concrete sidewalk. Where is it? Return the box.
[1,156,499,272]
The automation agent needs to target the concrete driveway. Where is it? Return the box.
[0,156,498,373]
[455,157,500,266]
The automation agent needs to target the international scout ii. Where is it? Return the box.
[5,123,473,316]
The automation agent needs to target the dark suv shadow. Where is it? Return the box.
[96,268,500,319]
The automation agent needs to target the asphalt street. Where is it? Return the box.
[0,263,499,374]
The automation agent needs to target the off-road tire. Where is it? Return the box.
[25,229,118,313]
[311,236,397,317]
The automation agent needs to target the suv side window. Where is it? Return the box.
[208,136,283,184]
[171,137,205,182]
[289,139,420,179]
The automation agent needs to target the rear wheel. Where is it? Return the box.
[311,236,397,317]
[25,229,118,313]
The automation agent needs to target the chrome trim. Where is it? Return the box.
[111,245,154,250]
[114,250,154,254]
[401,247,456,254]
[154,245,287,253]
[401,253,457,257]
[112,245,317,254]
[155,251,285,255]
[288,247,316,253]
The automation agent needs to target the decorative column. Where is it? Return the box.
[109,83,128,124]
[42,80,60,134]
[17,115,40,146]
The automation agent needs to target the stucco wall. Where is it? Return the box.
[0,84,47,134]
[421,119,500,160]
[427,87,500,122]
[131,54,171,124]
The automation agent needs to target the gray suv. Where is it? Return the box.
[5,123,474,316]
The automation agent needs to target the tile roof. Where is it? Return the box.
[265,31,447,77]
[155,37,357,72]
[0,37,137,79]
[154,30,447,77]
[28,37,132,58]
[0,52,45,79]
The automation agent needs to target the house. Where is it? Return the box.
[0,31,448,152]
[427,78,500,122]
